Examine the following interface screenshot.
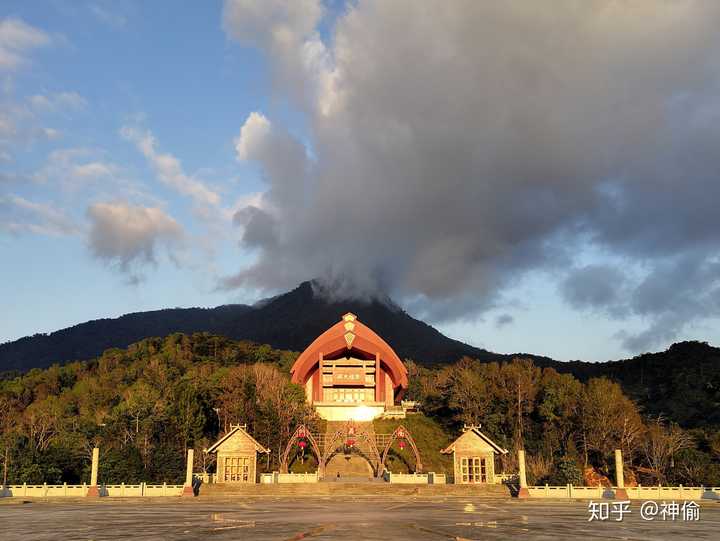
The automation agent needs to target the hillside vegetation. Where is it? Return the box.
[2,333,719,487]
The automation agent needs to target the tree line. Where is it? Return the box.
[406,357,720,485]
[0,333,314,484]
[1,333,718,486]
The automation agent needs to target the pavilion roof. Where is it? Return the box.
[204,425,270,454]
[440,427,508,455]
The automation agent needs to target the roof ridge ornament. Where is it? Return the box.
[343,313,357,348]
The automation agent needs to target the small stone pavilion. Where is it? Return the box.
[205,425,269,483]
[441,426,508,484]
[290,313,409,421]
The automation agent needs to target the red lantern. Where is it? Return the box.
[298,439,307,449]
[346,438,355,447]
[399,440,406,451]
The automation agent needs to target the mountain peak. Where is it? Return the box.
[0,281,498,372]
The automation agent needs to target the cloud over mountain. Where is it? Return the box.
[221,0,720,351]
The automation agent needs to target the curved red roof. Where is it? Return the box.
[290,313,408,390]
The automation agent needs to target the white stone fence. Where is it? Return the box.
[1,483,185,498]
[388,472,429,484]
[526,484,720,500]
[278,472,319,483]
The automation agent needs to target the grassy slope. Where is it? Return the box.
[373,414,454,474]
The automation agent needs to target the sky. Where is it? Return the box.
[1,1,720,362]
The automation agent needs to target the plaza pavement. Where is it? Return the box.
[1,495,719,540]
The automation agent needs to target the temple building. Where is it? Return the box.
[205,425,270,484]
[290,313,408,421]
[441,426,508,484]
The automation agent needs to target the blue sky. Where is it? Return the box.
[2,1,719,362]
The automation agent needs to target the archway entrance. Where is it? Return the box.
[321,421,383,480]
[281,421,423,480]
[324,452,374,478]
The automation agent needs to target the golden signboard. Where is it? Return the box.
[331,367,366,386]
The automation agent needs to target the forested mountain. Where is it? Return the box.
[560,341,720,428]
[0,281,510,372]
[0,304,253,372]
[2,281,719,431]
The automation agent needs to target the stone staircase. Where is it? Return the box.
[200,482,511,498]
[323,421,379,479]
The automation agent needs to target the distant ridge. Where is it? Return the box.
[3,280,719,428]
[0,281,513,372]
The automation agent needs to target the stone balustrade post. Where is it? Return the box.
[517,449,529,498]
[87,447,100,497]
[614,449,629,500]
[182,449,195,496]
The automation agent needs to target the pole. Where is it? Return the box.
[87,447,100,497]
[517,449,529,498]
[182,448,195,496]
[615,449,629,500]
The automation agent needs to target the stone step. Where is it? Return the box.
[323,421,380,477]
[200,482,511,498]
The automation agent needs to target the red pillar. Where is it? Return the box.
[375,353,381,402]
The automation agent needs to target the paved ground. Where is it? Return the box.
[1,497,719,540]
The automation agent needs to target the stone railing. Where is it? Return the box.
[627,485,720,500]
[525,484,720,500]
[277,472,319,483]
[1,482,184,498]
[388,472,429,484]
[259,473,275,484]
[428,472,446,484]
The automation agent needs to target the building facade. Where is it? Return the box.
[290,313,409,421]
[205,425,270,484]
[441,427,508,484]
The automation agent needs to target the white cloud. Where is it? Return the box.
[0,195,79,236]
[234,112,271,161]
[86,202,183,278]
[0,18,50,71]
[223,0,325,105]
[120,125,220,207]
[72,161,114,179]
[42,127,62,140]
[89,3,128,28]
[29,91,87,112]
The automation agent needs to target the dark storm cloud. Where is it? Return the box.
[221,0,720,351]
[560,265,628,316]
[495,314,514,329]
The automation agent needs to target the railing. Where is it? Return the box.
[524,484,720,500]
[1,482,184,498]
[428,472,446,484]
[259,473,274,484]
[388,472,429,484]
[277,472,319,483]
[627,485,720,500]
